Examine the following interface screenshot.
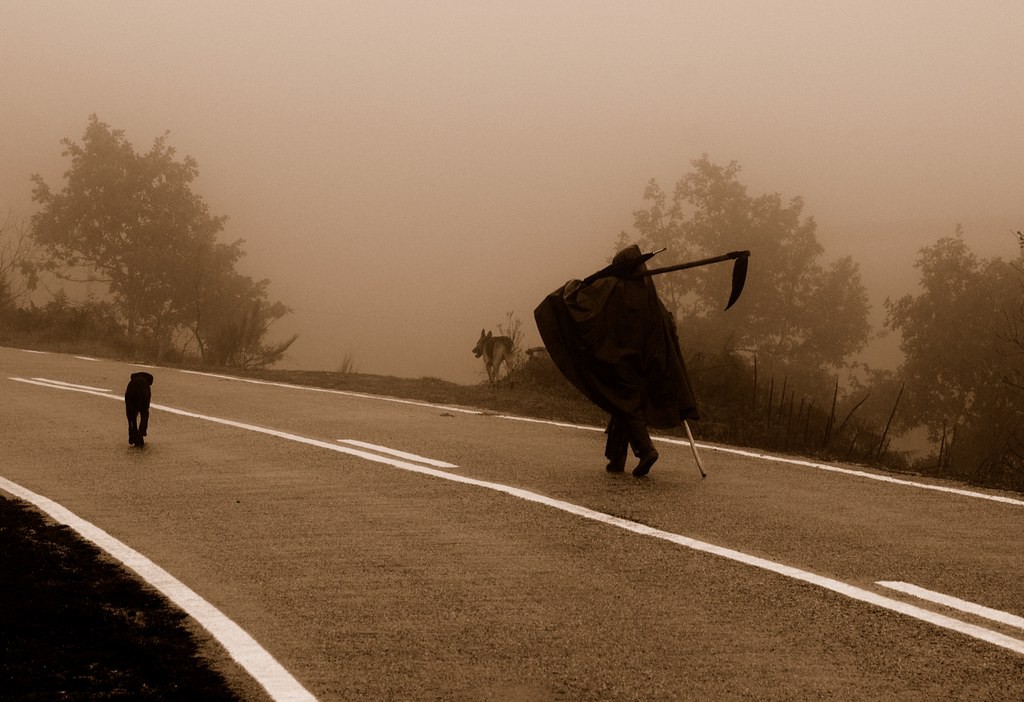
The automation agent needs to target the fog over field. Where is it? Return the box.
[3,2,1022,383]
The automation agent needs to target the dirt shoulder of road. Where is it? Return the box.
[0,495,270,701]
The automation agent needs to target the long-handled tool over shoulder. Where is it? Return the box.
[642,250,750,310]
[582,249,751,310]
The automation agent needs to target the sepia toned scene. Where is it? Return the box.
[2,2,1023,700]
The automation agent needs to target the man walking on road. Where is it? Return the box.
[534,245,699,476]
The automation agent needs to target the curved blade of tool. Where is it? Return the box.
[724,254,749,310]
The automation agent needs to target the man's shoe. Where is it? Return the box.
[632,450,659,477]
[606,459,625,473]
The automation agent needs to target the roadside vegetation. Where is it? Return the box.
[606,156,1024,493]
[3,115,295,370]
[4,143,1024,492]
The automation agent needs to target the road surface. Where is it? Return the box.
[2,346,1023,700]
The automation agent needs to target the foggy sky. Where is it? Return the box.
[3,2,1022,383]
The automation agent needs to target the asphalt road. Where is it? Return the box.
[3,346,1023,701]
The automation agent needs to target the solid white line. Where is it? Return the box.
[681,441,1024,507]
[338,440,459,468]
[178,369,482,415]
[176,370,1024,508]
[506,414,1024,507]
[163,406,1024,655]
[877,581,1024,631]
[497,414,604,432]
[11,375,1024,658]
[0,476,317,702]
[13,371,1024,509]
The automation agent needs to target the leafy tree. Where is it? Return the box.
[616,156,870,385]
[885,230,1024,485]
[29,115,294,366]
[31,116,218,341]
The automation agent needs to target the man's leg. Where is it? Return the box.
[626,420,659,476]
[604,416,629,472]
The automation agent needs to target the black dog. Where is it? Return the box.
[125,372,154,447]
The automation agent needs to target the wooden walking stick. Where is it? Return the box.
[683,420,707,479]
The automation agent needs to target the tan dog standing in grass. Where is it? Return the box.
[472,329,514,386]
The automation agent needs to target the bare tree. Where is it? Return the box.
[497,311,526,375]
[0,211,35,312]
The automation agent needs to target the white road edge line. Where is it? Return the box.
[338,440,459,468]
[13,367,1024,512]
[877,581,1024,631]
[169,368,1023,508]
[178,369,482,415]
[497,415,604,432]
[502,420,1024,508]
[684,442,1024,508]
[11,375,1024,658]
[0,475,317,702]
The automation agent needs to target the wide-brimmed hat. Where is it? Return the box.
[582,245,662,286]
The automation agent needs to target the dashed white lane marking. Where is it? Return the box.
[20,349,49,354]
[75,355,98,361]
[10,375,1024,658]
[0,475,317,702]
[878,581,1024,631]
[14,377,115,396]
[338,439,459,468]
[31,377,110,393]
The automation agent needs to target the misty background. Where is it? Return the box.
[3,2,1022,384]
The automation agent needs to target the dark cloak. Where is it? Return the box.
[534,247,699,429]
